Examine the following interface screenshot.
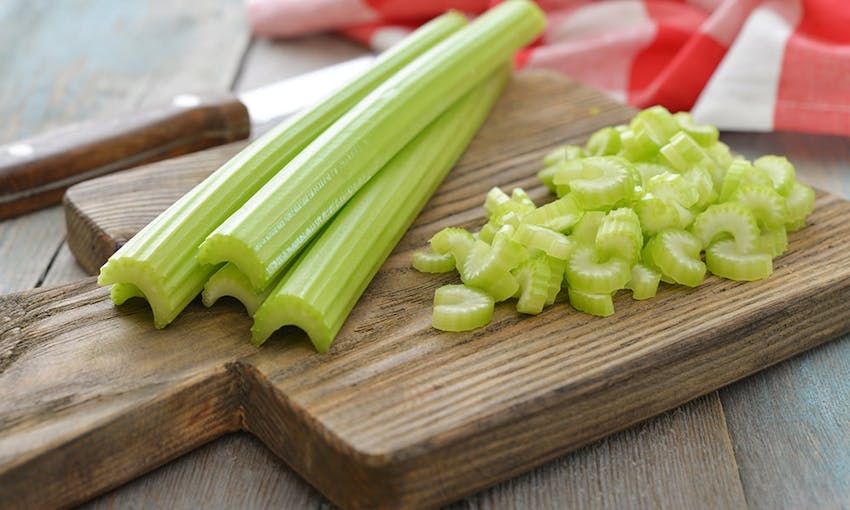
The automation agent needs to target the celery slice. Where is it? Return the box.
[202,263,270,315]
[543,255,566,305]
[706,239,773,281]
[596,208,643,263]
[644,229,705,287]
[567,287,614,317]
[514,223,575,260]
[514,257,551,315]
[431,285,495,332]
[412,249,456,273]
[586,127,622,156]
[571,210,606,245]
[564,246,631,294]
[674,111,719,147]
[96,12,467,328]
[691,202,759,252]
[521,193,583,232]
[754,155,795,196]
[784,180,815,231]
[543,144,586,167]
[250,70,508,350]
[626,264,661,300]
[558,157,637,210]
[755,228,789,257]
[730,184,788,230]
[198,1,546,291]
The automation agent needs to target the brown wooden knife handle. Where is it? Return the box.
[0,93,250,220]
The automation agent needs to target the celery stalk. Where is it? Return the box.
[96,12,467,328]
[198,0,546,290]
[202,263,271,315]
[251,68,510,352]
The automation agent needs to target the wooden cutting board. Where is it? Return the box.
[4,72,850,509]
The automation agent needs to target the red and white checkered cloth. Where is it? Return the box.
[247,0,850,137]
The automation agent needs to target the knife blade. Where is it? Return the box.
[0,55,376,220]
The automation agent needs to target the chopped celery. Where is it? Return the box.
[514,257,551,314]
[413,105,815,330]
[251,69,508,350]
[691,202,759,252]
[626,264,661,300]
[412,249,456,273]
[97,11,467,328]
[644,229,705,287]
[198,1,546,291]
[431,285,495,332]
[564,246,631,294]
[202,263,270,315]
[706,240,773,281]
[567,287,614,317]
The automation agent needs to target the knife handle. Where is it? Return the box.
[0,93,250,220]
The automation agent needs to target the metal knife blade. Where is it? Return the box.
[0,55,377,220]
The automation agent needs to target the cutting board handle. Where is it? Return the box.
[0,93,249,219]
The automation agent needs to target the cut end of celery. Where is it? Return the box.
[99,257,189,329]
[203,263,268,316]
[198,233,270,291]
[251,295,335,353]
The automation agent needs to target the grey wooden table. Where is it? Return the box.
[1,2,847,508]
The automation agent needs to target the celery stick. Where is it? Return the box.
[198,1,546,290]
[202,263,270,315]
[251,68,510,351]
[97,12,467,328]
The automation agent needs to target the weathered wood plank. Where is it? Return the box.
[717,131,850,509]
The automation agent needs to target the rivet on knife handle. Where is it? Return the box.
[0,93,250,220]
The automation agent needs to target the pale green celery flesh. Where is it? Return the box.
[202,263,271,315]
[251,68,510,352]
[198,1,546,290]
[96,12,466,328]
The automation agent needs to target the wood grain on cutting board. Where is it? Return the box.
[4,73,848,509]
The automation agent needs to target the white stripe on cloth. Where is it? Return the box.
[692,0,802,131]
[528,1,655,103]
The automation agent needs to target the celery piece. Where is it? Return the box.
[543,255,566,305]
[412,249,456,274]
[514,257,551,315]
[754,155,796,196]
[96,12,467,328]
[485,187,511,218]
[564,246,631,294]
[755,228,789,257]
[784,180,815,231]
[571,210,606,245]
[521,193,583,232]
[514,223,575,260]
[674,111,719,147]
[730,184,788,230]
[596,208,643,263]
[718,160,772,202]
[198,1,546,291]
[462,227,527,301]
[431,285,495,332]
[431,227,476,273]
[634,193,681,236]
[251,69,509,351]
[567,287,614,317]
[644,229,705,287]
[543,144,586,167]
[691,202,759,252]
[626,264,661,300]
[202,263,270,315]
[567,157,637,210]
[658,132,710,173]
[706,240,773,281]
[586,127,622,156]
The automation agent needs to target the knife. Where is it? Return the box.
[0,55,376,220]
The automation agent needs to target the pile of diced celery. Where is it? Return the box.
[414,106,815,332]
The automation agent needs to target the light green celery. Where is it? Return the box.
[431,285,495,332]
[198,1,546,290]
[706,240,773,281]
[514,257,551,314]
[251,69,509,351]
[412,249,456,273]
[567,287,614,317]
[626,264,661,300]
[691,202,759,252]
[96,12,466,328]
[202,263,270,315]
[564,245,631,294]
[644,229,705,287]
